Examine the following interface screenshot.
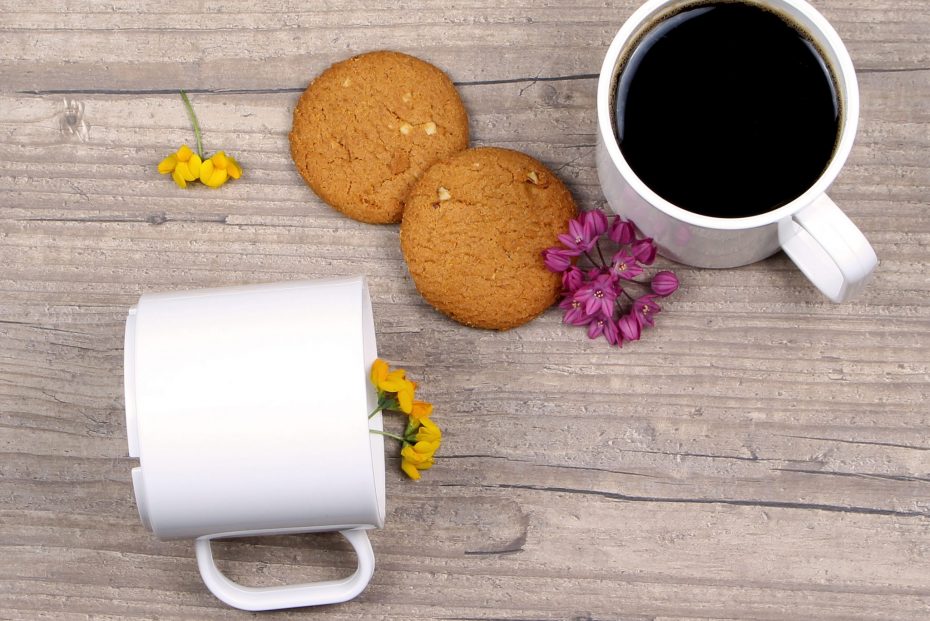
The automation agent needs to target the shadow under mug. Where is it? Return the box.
[596,0,878,302]
[124,276,384,611]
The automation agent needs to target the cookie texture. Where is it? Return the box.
[290,51,469,224]
[400,147,578,330]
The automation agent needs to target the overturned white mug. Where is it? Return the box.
[124,276,384,610]
[596,0,878,302]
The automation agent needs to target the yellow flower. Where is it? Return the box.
[396,381,415,414]
[370,358,407,391]
[369,358,416,412]
[400,460,422,480]
[200,150,242,188]
[370,359,389,386]
[400,440,439,480]
[402,441,439,464]
[409,400,433,421]
[414,417,441,444]
[158,144,202,189]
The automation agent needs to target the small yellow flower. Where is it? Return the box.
[158,144,202,189]
[414,417,441,444]
[396,381,415,414]
[200,151,243,188]
[369,358,416,412]
[400,460,421,480]
[402,441,439,464]
[370,359,389,386]
[400,440,439,480]
[368,358,438,481]
[409,400,433,421]
[370,358,408,392]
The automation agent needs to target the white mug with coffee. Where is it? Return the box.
[124,277,384,610]
[596,0,878,302]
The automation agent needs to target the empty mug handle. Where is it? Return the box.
[779,194,878,303]
[194,528,375,611]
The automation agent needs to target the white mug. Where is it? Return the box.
[596,0,878,302]
[123,276,385,611]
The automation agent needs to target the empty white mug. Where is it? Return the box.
[124,276,384,610]
[596,0,878,302]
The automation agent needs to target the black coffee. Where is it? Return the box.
[614,2,840,218]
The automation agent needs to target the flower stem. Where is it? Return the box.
[369,429,406,442]
[368,406,382,419]
[596,242,608,266]
[179,90,204,159]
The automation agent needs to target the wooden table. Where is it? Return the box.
[2,1,928,619]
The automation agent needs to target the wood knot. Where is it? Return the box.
[59,98,89,142]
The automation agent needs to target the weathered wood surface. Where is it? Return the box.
[1,1,928,619]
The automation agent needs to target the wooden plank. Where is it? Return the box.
[1,0,929,618]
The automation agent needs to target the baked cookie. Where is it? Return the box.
[289,51,469,224]
[400,147,578,330]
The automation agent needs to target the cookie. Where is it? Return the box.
[289,51,470,224]
[400,147,578,330]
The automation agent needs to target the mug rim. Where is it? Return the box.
[596,0,860,231]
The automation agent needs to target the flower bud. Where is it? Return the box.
[651,271,680,296]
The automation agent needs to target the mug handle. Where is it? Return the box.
[194,528,375,611]
[779,194,878,303]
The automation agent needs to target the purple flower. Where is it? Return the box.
[575,274,618,317]
[631,238,657,265]
[608,218,635,245]
[610,250,644,280]
[583,210,609,236]
[618,313,641,341]
[560,293,594,326]
[632,294,662,327]
[543,247,572,272]
[603,317,621,346]
[557,217,597,256]
[587,316,609,340]
[562,266,584,292]
[651,270,679,296]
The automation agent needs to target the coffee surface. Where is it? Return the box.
[615,2,840,218]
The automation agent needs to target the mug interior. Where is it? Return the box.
[597,0,859,230]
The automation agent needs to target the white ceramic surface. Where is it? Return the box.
[596,0,878,302]
[124,276,383,610]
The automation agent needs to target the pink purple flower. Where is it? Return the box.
[651,271,680,296]
[631,238,657,265]
[608,218,635,245]
[541,210,677,348]
[562,266,584,292]
[583,209,609,236]
[587,316,610,340]
[603,317,621,346]
[618,313,641,341]
[557,217,598,256]
[633,294,662,327]
[543,247,573,272]
[611,249,643,280]
[575,273,618,317]
[560,294,593,326]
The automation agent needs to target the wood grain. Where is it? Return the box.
[1,1,929,619]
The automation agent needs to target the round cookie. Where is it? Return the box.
[290,51,469,224]
[400,147,578,330]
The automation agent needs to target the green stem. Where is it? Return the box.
[179,90,204,159]
[369,429,406,442]
[403,418,420,439]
